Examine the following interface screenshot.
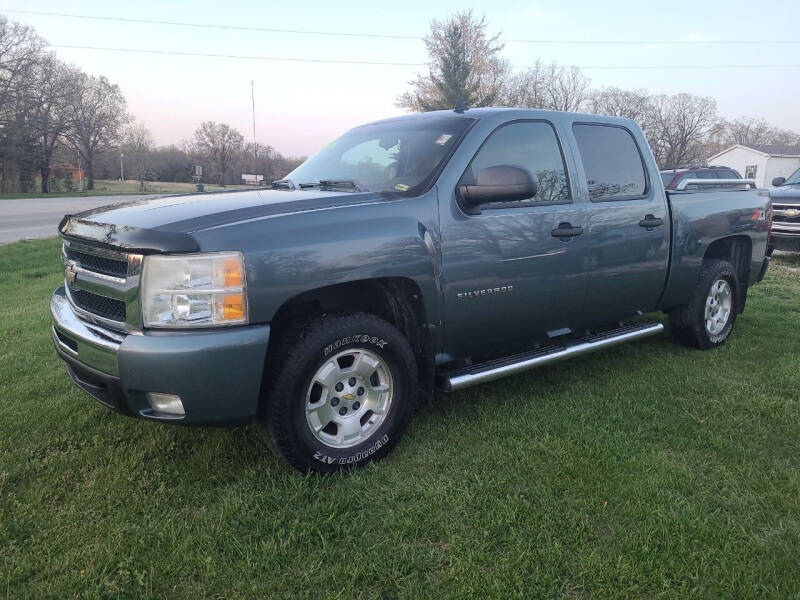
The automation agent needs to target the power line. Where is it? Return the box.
[44,44,800,70]
[4,9,420,39]
[46,44,424,66]
[8,9,800,45]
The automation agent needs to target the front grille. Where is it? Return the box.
[65,247,127,278]
[62,240,141,329]
[773,204,800,222]
[70,289,127,321]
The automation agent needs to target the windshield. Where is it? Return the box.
[660,172,676,187]
[285,116,474,195]
[785,167,800,185]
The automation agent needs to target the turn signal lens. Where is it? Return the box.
[222,294,244,320]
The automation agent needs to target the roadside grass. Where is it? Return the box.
[0,180,252,200]
[1,238,798,599]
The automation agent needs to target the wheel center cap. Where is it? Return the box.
[342,393,355,401]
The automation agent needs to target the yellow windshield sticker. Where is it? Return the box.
[395,184,410,191]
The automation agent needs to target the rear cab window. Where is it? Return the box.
[572,123,648,200]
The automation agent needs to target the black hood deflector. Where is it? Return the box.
[59,215,200,254]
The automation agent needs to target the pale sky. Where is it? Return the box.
[3,0,799,157]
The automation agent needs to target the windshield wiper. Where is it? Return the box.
[298,179,365,192]
[271,178,296,190]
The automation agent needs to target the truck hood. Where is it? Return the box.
[770,185,800,204]
[60,188,384,252]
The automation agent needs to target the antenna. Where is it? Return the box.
[452,95,469,113]
[251,80,257,173]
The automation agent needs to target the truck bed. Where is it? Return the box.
[660,187,771,309]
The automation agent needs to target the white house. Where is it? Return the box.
[708,144,800,188]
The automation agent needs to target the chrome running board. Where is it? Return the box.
[438,321,664,392]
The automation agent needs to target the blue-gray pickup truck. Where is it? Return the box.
[51,108,772,472]
[770,168,800,251]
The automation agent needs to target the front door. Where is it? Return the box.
[440,120,590,359]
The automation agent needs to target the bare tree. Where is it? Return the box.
[0,17,41,109]
[29,55,77,192]
[586,86,651,122]
[721,117,776,146]
[544,63,590,112]
[502,62,547,109]
[647,93,718,168]
[0,17,43,192]
[65,73,128,190]
[502,61,590,112]
[713,117,800,149]
[192,121,244,185]
[396,11,508,111]
[122,121,155,190]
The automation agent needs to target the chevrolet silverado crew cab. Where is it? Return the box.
[770,167,800,251]
[51,108,772,473]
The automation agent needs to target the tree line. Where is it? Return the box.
[0,17,303,194]
[4,12,799,195]
[397,11,800,169]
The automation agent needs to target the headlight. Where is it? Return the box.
[141,252,247,328]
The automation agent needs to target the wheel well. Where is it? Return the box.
[266,278,435,402]
[703,236,752,312]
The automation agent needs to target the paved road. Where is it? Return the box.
[0,195,161,244]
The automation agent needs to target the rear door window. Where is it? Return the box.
[572,124,647,200]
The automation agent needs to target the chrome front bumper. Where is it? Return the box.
[51,285,272,425]
[51,286,123,376]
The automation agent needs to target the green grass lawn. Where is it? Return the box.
[0,180,252,199]
[1,239,799,599]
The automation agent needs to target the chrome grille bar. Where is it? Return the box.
[61,238,144,333]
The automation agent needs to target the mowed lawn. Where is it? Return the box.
[1,238,799,599]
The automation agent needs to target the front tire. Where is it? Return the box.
[262,313,418,473]
[669,259,739,349]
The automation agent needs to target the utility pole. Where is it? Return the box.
[251,80,257,174]
[120,153,125,181]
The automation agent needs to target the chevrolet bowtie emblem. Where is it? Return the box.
[342,393,355,401]
[65,261,77,285]
[784,208,800,218]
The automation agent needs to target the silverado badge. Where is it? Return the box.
[65,261,77,285]
[457,285,514,300]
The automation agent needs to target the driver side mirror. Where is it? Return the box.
[457,165,538,215]
[772,176,786,187]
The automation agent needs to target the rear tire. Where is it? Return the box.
[261,312,417,473]
[669,259,739,349]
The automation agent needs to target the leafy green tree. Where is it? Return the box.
[396,11,508,112]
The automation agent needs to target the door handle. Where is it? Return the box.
[639,214,664,228]
[551,222,584,238]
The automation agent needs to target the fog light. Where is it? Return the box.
[146,392,185,415]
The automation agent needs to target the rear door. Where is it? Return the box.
[440,120,590,358]
[570,122,670,326]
